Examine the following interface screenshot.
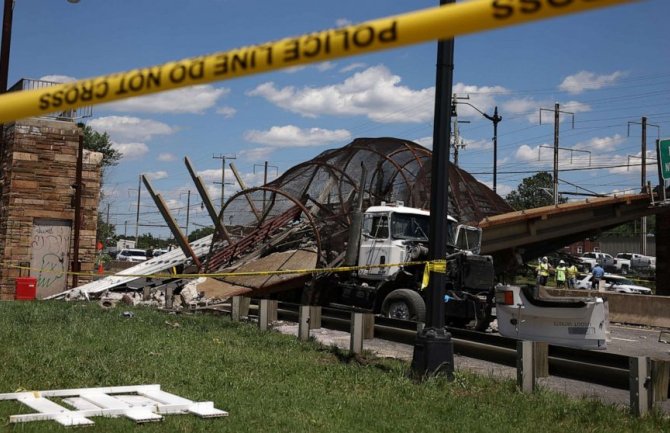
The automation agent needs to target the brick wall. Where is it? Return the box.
[0,118,102,299]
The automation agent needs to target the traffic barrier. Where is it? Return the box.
[0,0,634,124]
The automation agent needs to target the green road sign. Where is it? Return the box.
[659,139,670,181]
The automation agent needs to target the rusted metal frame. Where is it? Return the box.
[384,156,429,207]
[448,168,468,222]
[305,196,349,229]
[205,205,301,271]
[305,161,358,224]
[454,167,486,223]
[184,156,231,244]
[229,162,262,222]
[252,186,322,268]
[396,145,431,207]
[141,175,202,268]
[350,145,414,199]
[206,187,322,272]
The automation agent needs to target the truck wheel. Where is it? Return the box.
[381,289,426,322]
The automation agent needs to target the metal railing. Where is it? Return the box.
[7,78,92,121]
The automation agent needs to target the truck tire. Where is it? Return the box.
[381,289,426,322]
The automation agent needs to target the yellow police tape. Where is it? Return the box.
[9,260,443,280]
[0,0,635,124]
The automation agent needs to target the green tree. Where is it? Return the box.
[188,226,215,242]
[506,171,567,210]
[80,123,122,243]
[79,123,121,174]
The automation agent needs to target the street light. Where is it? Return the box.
[453,98,502,193]
[0,0,79,93]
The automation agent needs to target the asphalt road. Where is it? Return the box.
[606,323,670,361]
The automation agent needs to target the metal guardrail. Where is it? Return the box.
[7,78,92,121]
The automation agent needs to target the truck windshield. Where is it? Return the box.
[391,213,429,241]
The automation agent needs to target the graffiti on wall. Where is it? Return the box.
[30,220,71,298]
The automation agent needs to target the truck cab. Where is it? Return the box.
[357,204,443,279]
[329,202,494,330]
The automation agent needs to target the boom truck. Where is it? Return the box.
[315,202,496,331]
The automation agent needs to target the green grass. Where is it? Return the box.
[0,301,667,432]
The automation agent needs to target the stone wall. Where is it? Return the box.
[0,118,102,299]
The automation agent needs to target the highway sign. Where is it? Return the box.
[658,139,670,181]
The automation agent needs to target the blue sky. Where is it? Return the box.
[7,0,669,240]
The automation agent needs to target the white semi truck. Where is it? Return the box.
[317,203,496,330]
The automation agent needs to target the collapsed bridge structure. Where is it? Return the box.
[199,137,511,298]
[56,136,667,301]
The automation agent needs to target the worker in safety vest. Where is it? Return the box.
[555,260,567,288]
[536,256,551,286]
[566,263,578,289]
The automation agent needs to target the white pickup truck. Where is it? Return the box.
[579,252,616,272]
[615,253,655,271]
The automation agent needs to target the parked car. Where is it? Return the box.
[117,248,148,263]
[152,248,169,257]
[575,273,652,295]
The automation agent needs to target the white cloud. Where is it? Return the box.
[503,97,541,116]
[452,83,509,119]
[575,134,625,152]
[283,66,307,74]
[317,61,336,72]
[144,170,168,180]
[560,100,592,114]
[103,85,228,114]
[88,116,175,142]
[247,65,435,123]
[39,75,76,83]
[339,63,367,73]
[158,153,177,162]
[559,70,627,94]
[198,168,223,182]
[216,106,237,118]
[244,125,351,147]
[414,136,433,150]
[112,142,149,160]
[516,144,543,163]
[461,138,492,151]
[239,147,276,161]
[336,18,352,27]
[503,98,591,123]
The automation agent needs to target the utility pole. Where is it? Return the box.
[628,117,660,255]
[254,161,278,212]
[213,153,236,210]
[135,175,141,245]
[452,118,469,166]
[180,190,191,238]
[540,104,574,205]
[106,203,110,226]
[452,95,501,192]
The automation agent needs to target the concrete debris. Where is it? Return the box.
[180,279,201,304]
[121,294,136,306]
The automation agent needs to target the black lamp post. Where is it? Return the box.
[455,101,502,193]
[411,0,455,377]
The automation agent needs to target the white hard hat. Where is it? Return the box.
[542,256,548,262]
[559,260,565,264]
